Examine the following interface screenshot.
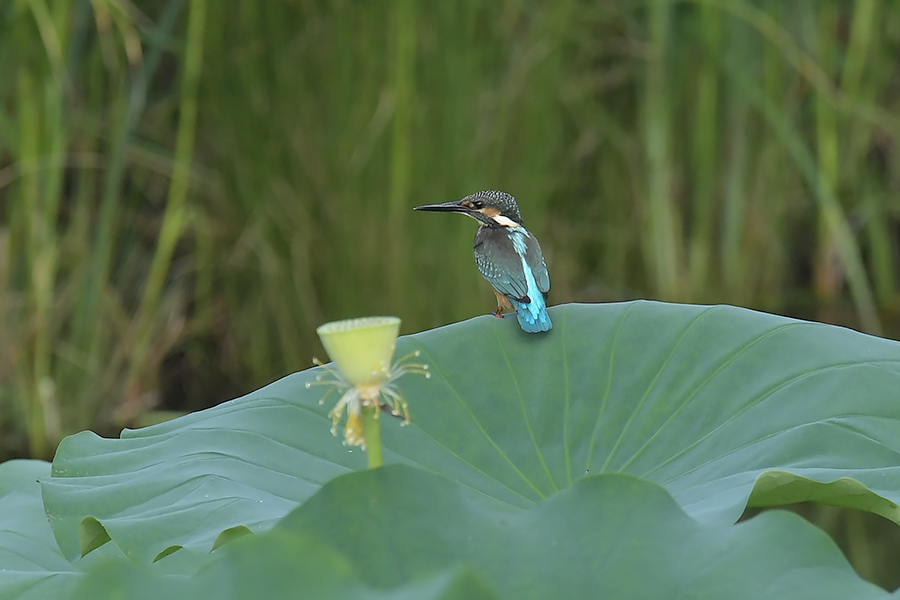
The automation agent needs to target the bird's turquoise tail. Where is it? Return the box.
[511,295,552,333]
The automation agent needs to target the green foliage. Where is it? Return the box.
[0,303,894,596]
[68,469,889,599]
[4,1,900,464]
[0,0,200,458]
[0,459,126,600]
[4,1,900,590]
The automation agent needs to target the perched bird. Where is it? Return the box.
[414,190,552,333]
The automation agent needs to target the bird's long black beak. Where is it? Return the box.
[413,200,471,213]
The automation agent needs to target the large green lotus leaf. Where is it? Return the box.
[72,531,498,600]
[41,302,900,563]
[0,460,127,599]
[70,467,889,599]
[0,460,74,600]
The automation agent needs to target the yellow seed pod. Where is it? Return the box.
[316,317,401,387]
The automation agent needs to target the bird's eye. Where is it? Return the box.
[472,200,484,209]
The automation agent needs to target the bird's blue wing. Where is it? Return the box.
[523,233,550,297]
[474,227,550,302]
[473,229,530,302]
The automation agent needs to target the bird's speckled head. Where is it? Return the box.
[459,190,523,226]
[413,190,524,228]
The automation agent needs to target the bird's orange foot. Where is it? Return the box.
[493,306,504,318]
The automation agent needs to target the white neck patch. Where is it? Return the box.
[491,214,520,228]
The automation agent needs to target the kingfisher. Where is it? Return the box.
[414,190,552,333]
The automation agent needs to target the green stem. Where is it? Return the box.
[363,407,383,468]
[126,0,207,390]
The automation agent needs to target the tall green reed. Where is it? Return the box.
[1,0,192,457]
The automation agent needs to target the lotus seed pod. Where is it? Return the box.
[316,317,401,387]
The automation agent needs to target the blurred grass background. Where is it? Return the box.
[2,0,900,587]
